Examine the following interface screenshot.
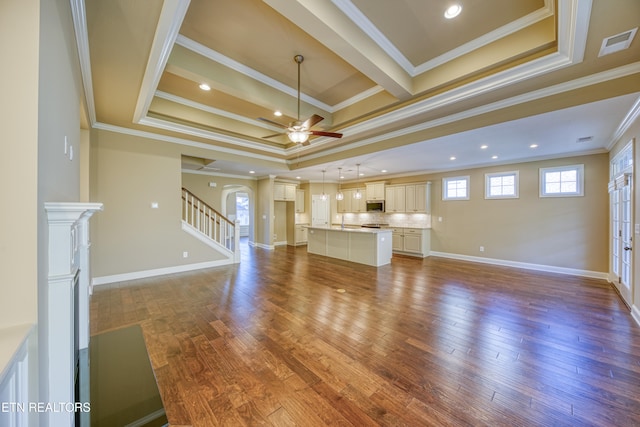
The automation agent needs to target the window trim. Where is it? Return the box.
[485,170,519,199]
[442,175,470,200]
[539,164,584,197]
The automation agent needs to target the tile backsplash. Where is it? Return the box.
[335,212,431,228]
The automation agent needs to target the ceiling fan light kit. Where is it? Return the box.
[258,54,342,146]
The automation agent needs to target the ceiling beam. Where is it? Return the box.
[262,0,413,100]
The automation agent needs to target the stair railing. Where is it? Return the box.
[181,187,237,254]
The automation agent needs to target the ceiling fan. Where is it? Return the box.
[258,55,342,146]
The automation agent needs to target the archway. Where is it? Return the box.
[221,185,255,244]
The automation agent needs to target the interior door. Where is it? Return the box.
[312,195,330,227]
[611,174,633,306]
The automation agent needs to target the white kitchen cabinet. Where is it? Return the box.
[352,190,366,212]
[294,224,308,245]
[338,189,366,212]
[274,182,297,201]
[391,228,404,251]
[405,183,429,213]
[385,186,406,212]
[391,227,430,257]
[295,189,305,212]
[337,189,352,213]
[365,182,385,200]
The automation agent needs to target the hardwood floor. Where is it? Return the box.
[90,243,640,426]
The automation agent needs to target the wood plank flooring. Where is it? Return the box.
[90,243,640,426]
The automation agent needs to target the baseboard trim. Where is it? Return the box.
[631,305,640,327]
[92,259,234,286]
[429,251,608,280]
[251,242,275,250]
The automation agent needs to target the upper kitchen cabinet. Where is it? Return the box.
[365,182,386,200]
[338,189,366,213]
[386,182,431,213]
[385,186,406,213]
[274,182,297,201]
[405,183,430,213]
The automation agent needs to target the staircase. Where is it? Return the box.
[181,188,240,263]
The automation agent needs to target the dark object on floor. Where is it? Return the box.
[89,325,167,427]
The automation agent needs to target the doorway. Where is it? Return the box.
[311,195,330,227]
[610,142,633,306]
[235,192,250,237]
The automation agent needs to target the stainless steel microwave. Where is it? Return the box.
[366,200,385,212]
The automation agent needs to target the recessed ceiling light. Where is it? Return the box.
[359,173,365,177]
[444,4,462,19]
[296,176,301,179]
[492,155,498,159]
[274,110,282,117]
[530,144,538,148]
[450,156,456,160]
[249,170,255,174]
[480,145,488,149]
[199,83,211,91]
[381,169,387,173]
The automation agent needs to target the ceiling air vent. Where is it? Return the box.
[576,136,593,144]
[599,27,637,57]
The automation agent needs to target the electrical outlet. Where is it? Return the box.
[479,246,485,252]
[182,251,188,258]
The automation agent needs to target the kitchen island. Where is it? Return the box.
[306,226,393,267]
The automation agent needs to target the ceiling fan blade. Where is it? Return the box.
[262,132,285,139]
[257,117,288,128]
[309,130,343,138]
[302,114,324,129]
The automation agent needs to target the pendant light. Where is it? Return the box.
[336,167,344,201]
[321,169,327,201]
[354,164,362,199]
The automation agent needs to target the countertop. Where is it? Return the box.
[306,225,392,234]
[330,224,431,230]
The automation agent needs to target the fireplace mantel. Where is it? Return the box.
[45,202,102,426]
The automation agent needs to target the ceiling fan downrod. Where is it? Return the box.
[294,54,304,121]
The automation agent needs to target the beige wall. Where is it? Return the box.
[256,177,274,246]
[90,129,227,278]
[0,0,87,410]
[180,172,257,215]
[274,201,287,242]
[0,0,40,329]
[426,154,609,272]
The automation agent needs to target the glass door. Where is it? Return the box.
[610,143,633,306]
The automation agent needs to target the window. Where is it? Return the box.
[443,176,470,200]
[485,171,519,199]
[236,193,250,225]
[539,164,584,197]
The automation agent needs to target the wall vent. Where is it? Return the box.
[599,27,637,57]
[576,136,593,143]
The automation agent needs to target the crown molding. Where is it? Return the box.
[138,116,286,156]
[608,95,640,150]
[296,62,640,163]
[93,121,288,164]
[155,90,284,133]
[176,35,333,113]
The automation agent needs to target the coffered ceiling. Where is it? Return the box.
[75,0,640,181]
